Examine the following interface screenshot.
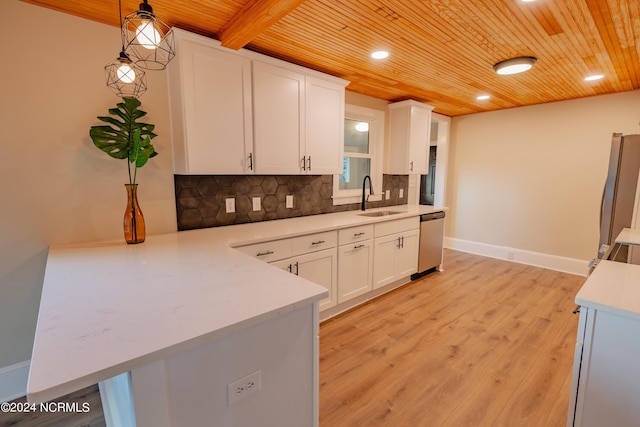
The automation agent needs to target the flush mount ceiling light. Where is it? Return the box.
[476,95,491,100]
[371,50,389,59]
[105,0,147,97]
[584,74,604,81]
[493,56,537,75]
[123,0,176,70]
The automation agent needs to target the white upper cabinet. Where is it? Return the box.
[304,76,345,175]
[252,61,304,174]
[168,30,253,174]
[167,28,348,175]
[386,100,435,174]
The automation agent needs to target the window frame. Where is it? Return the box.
[332,104,385,205]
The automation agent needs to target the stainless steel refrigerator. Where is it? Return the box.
[597,133,640,263]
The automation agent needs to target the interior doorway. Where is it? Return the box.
[419,113,449,207]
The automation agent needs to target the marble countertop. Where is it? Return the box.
[576,260,640,320]
[27,205,445,403]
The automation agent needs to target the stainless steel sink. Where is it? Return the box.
[357,210,403,217]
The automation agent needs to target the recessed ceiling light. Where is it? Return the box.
[584,74,604,81]
[520,0,537,3]
[493,56,537,75]
[476,95,490,100]
[371,50,389,59]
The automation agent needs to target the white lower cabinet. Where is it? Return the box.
[337,240,373,303]
[236,217,423,315]
[373,218,420,289]
[272,248,337,311]
[568,305,640,427]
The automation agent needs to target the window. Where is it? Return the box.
[333,105,384,205]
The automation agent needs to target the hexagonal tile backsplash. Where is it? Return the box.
[175,174,409,231]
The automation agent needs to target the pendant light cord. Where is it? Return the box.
[119,0,125,51]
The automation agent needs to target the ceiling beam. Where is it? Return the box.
[218,0,307,50]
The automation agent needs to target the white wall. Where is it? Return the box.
[447,90,640,264]
[0,1,176,371]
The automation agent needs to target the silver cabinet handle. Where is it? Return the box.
[311,240,325,245]
[410,161,414,171]
[256,251,274,257]
[294,261,299,275]
[307,156,311,171]
[287,264,292,273]
[397,237,402,248]
[354,244,365,249]
[401,236,404,248]
[248,152,253,170]
[302,156,307,171]
[353,232,365,237]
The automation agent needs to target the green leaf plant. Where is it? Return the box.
[89,97,158,185]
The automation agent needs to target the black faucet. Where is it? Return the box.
[361,175,374,211]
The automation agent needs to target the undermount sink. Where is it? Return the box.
[357,210,403,217]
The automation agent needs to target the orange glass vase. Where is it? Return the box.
[124,184,145,244]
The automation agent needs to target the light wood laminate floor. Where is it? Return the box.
[1,249,585,426]
[319,249,586,426]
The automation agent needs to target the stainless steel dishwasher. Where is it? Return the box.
[412,211,445,279]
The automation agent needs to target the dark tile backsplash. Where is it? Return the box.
[175,175,409,231]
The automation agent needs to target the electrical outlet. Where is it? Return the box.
[399,189,404,198]
[252,197,261,211]
[227,370,261,405]
[286,195,294,209]
[225,198,235,213]
[385,190,390,199]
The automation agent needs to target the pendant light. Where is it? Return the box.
[105,0,147,98]
[122,0,175,71]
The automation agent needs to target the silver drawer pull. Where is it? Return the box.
[353,232,365,236]
[354,244,365,249]
[311,240,325,245]
[256,251,274,257]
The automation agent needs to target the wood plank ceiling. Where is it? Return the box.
[22,0,640,117]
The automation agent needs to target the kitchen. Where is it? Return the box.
[1,0,640,426]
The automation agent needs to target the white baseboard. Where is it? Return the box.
[0,360,30,403]
[444,237,590,277]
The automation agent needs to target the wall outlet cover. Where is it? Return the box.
[385,190,390,199]
[286,195,294,209]
[252,197,261,211]
[399,189,404,198]
[225,198,235,213]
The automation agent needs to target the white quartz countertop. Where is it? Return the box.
[615,227,640,246]
[576,260,640,320]
[27,205,445,403]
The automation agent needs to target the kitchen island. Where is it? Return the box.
[27,205,444,426]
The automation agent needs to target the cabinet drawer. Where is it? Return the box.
[236,239,292,263]
[291,231,337,255]
[338,225,374,245]
[374,217,419,237]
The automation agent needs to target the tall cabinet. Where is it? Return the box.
[167,28,347,176]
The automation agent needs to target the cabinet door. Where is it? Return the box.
[396,229,419,278]
[338,240,373,303]
[253,61,304,174]
[373,234,401,289]
[296,248,337,311]
[170,39,253,174]
[407,106,430,174]
[304,76,344,174]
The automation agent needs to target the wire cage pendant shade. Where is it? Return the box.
[122,0,175,71]
[105,50,148,98]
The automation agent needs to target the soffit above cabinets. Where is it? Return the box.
[22,0,640,117]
